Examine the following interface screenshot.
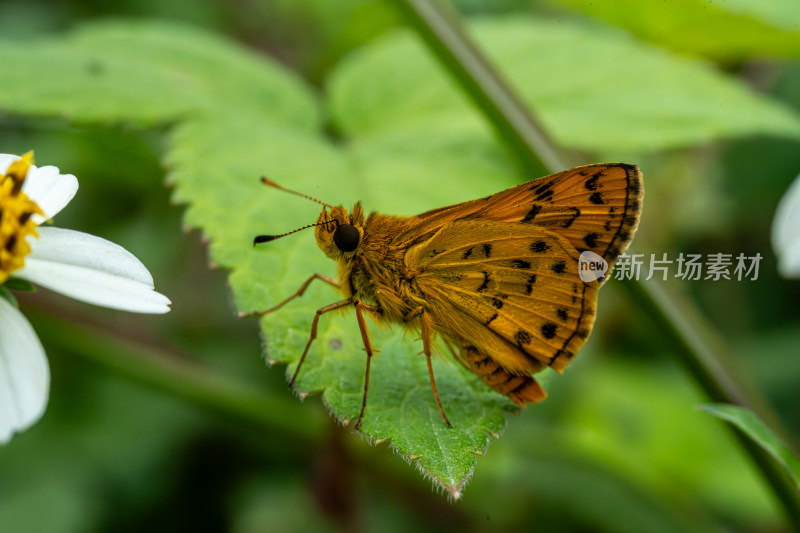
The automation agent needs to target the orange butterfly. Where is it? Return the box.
[250,163,643,429]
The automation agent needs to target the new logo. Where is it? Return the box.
[578,250,608,282]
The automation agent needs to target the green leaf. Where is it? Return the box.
[3,277,37,292]
[551,0,800,61]
[698,403,800,490]
[328,17,800,153]
[0,20,519,494]
[166,113,515,495]
[0,20,319,129]
[0,286,19,307]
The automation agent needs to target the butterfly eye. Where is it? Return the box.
[333,224,360,252]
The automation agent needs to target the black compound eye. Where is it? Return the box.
[333,224,360,252]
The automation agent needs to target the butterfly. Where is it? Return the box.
[249,163,643,429]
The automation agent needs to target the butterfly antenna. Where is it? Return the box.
[253,220,335,246]
[261,177,333,208]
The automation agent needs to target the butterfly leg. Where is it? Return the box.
[239,273,340,318]
[353,300,380,430]
[289,298,352,387]
[405,306,452,428]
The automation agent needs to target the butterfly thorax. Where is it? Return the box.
[347,212,427,320]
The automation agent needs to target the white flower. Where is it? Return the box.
[773,171,800,278]
[0,153,170,444]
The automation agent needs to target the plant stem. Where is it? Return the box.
[389,0,560,177]
[30,309,468,516]
[620,280,800,526]
[390,0,800,527]
[29,309,322,442]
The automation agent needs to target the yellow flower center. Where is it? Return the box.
[0,152,43,285]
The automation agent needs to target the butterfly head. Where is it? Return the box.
[253,178,367,260]
[315,203,366,260]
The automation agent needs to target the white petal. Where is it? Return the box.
[0,153,78,222]
[26,227,154,284]
[0,297,50,445]
[778,238,800,278]
[773,172,800,254]
[20,165,78,223]
[772,172,800,279]
[0,153,21,172]
[17,227,171,314]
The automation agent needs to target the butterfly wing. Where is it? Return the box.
[399,163,643,271]
[406,219,598,376]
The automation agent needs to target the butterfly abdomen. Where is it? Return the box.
[459,344,546,406]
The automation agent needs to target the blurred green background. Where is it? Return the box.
[1,0,800,531]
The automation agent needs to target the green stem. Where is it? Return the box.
[620,280,800,527]
[619,280,788,431]
[30,310,467,515]
[29,309,322,442]
[390,0,800,527]
[389,0,560,177]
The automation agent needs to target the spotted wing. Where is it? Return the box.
[398,163,643,272]
[407,219,598,375]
